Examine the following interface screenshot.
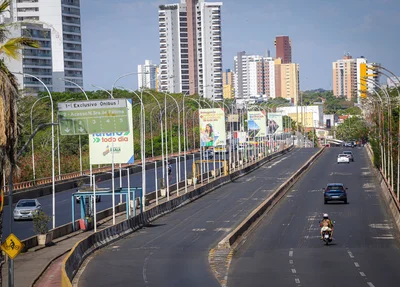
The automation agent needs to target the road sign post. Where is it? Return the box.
[58,99,130,228]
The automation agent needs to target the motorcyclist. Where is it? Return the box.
[167,162,172,175]
[320,213,334,239]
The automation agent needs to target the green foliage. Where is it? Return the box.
[266,97,291,106]
[301,90,353,114]
[33,209,50,234]
[335,116,369,142]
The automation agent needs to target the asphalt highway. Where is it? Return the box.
[4,156,211,240]
[228,147,400,287]
[77,148,319,287]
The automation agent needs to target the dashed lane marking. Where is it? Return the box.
[367,283,375,287]
[295,278,300,284]
[354,262,360,267]
[289,250,293,257]
[360,272,366,277]
[347,251,354,258]
[291,269,297,274]
[289,260,294,264]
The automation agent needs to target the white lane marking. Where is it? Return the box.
[214,228,232,232]
[373,234,394,239]
[289,250,293,257]
[192,228,206,232]
[295,278,300,284]
[348,251,354,258]
[206,221,214,223]
[354,262,360,267]
[363,183,375,189]
[360,272,366,277]
[362,172,371,176]
[367,283,375,287]
[112,246,120,249]
[369,223,392,229]
[289,260,294,264]
[291,269,297,273]
[142,252,153,285]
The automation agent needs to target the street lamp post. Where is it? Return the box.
[30,96,50,183]
[20,73,56,229]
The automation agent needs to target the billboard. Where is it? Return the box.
[227,114,239,122]
[247,111,267,138]
[234,131,247,144]
[89,99,134,165]
[267,113,283,134]
[199,108,226,147]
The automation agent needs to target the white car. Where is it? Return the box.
[337,154,350,164]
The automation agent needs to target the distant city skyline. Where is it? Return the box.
[80,0,400,92]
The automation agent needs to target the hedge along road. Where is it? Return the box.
[4,154,223,240]
[228,147,400,287]
[76,148,319,287]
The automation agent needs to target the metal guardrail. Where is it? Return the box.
[1,149,200,194]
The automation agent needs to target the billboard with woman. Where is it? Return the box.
[199,108,226,147]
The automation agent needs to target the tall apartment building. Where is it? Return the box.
[234,52,276,99]
[275,35,292,64]
[158,0,223,99]
[279,62,300,104]
[222,69,233,99]
[3,0,83,93]
[138,60,158,90]
[332,54,379,103]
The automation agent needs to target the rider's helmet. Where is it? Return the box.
[323,213,329,219]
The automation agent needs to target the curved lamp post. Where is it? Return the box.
[30,95,49,183]
[19,72,56,229]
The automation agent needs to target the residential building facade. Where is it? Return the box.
[387,76,400,88]
[3,0,84,93]
[275,35,292,64]
[279,62,300,104]
[222,68,233,98]
[158,0,223,99]
[332,54,379,103]
[137,60,158,90]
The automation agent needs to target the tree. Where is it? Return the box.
[335,116,369,142]
[0,0,39,283]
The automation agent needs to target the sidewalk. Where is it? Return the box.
[2,151,283,287]
[2,212,128,287]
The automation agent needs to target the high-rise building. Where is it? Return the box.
[158,0,223,99]
[3,0,83,93]
[275,35,292,64]
[279,62,300,104]
[138,60,158,90]
[222,69,233,99]
[234,53,276,100]
[332,54,379,103]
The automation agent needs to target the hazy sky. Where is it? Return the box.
[81,0,400,91]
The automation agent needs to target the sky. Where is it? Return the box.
[81,0,400,92]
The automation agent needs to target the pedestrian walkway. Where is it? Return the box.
[2,150,284,287]
[2,212,128,287]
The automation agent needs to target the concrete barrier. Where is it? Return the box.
[365,144,400,231]
[61,146,295,286]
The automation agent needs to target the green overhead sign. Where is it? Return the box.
[58,99,130,135]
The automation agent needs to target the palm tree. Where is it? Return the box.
[0,0,39,284]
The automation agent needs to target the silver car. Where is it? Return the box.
[13,199,41,221]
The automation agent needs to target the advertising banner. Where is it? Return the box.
[234,131,247,144]
[267,113,283,134]
[89,99,134,165]
[199,108,226,147]
[247,111,267,138]
[227,114,239,122]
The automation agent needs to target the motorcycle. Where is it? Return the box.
[321,228,332,245]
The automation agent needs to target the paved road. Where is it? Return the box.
[77,148,319,287]
[228,147,400,287]
[5,155,217,240]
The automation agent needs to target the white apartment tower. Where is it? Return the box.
[5,0,83,93]
[158,0,223,99]
[234,53,276,99]
[138,60,158,90]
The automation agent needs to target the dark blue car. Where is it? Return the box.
[323,183,348,204]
